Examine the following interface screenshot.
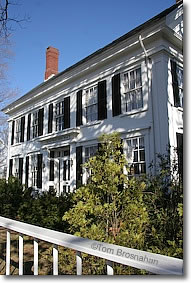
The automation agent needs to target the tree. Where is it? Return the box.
[0,1,29,176]
[0,0,29,37]
[63,132,149,245]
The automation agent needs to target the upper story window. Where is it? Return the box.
[170,60,183,108]
[54,97,70,132]
[32,108,44,138]
[32,111,38,138]
[126,136,146,176]
[85,86,98,123]
[15,119,21,144]
[123,67,143,112]
[15,116,25,143]
[55,101,64,131]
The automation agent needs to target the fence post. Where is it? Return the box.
[34,238,38,275]
[19,234,24,275]
[6,230,10,275]
[53,244,58,275]
[76,251,82,275]
[106,260,114,275]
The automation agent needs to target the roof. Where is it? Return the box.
[2,1,183,113]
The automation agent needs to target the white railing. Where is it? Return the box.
[0,216,183,276]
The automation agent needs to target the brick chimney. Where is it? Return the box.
[45,46,59,80]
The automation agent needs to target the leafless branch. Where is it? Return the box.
[0,0,30,37]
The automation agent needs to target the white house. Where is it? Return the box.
[2,0,183,194]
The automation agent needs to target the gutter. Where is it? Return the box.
[139,35,156,173]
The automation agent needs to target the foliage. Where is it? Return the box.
[0,177,24,218]
[63,132,183,274]
[0,178,73,232]
[18,187,73,232]
[142,153,183,258]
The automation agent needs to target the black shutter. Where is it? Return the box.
[112,73,121,116]
[20,116,25,142]
[11,121,15,145]
[98,80,107,120]
[37,154,43,188]
[9,159,13,177]
[76,90,83,126]
[76,146,83,188]
[38,108,44,136]
[48,103,53,133]
[171,60,180,107]
[19,158,23,183]
[49,151,54,182]
[25,156,29,188]
[27,113,31,141]
[64,97,70,129]
[176,133,183,180]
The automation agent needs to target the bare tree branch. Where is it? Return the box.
[0,0,30,37]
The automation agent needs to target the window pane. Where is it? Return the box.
[139,137,144,148]
[134,163,139,174]
[130,71,135,89]
[133,138,138,149]
[136,68,142,87]
[140,163,146,174]
[140,150,145,161]
[133,151,138,162]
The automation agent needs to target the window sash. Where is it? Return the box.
[15,119,21,143]
[123,67,143,112]
[126,137,146,176]
[55,101,65,131]
[32,112,38,138]
[85,86,98,123]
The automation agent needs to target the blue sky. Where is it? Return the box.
[8,0,176,97]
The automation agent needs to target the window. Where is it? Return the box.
[176,65,183,107]
[126,136,146,175]
[31,155,38,187]
[171,60,183,108]
[85,145,98,163]
[14,158,19,178]
[55,101,64,131]
[15,119,21,143]
[123,67,143,112]
[32,109,44,138]
[32,111,38,138]
[15,117,25,143]
[85,86,98,123]
[84,145,98,181]
[55,97,70,131]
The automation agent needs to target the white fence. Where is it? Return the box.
[0,216,183,275]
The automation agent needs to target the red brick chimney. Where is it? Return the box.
[45,46,59,80]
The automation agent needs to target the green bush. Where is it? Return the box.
[0,177,24,219]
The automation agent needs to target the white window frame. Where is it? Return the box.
[126,136,146,176]
[55,101,64,132]
[31,155,38,187]
[83,143,98,183]
[32,111,38,138]
[122,66,143,113]
[85,85,98,123]
[15,119,21,144]
[14,158,19,178]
